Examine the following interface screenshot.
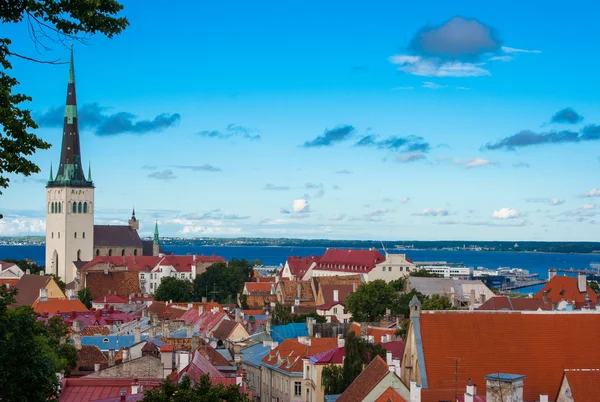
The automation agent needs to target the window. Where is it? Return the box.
[72,202,77,213]
[51,232,54,239]
[58,232,60,238]
[74,232,77,239]
[78,202,82,213]
[103,338,109,343]
[58,202,62,213]
[96,249,100,257]
[134,249,137,256]
[140,274,145,279]
[388,267,392,272]
[83,202,87,213]
[51,203,55,214]
[382,266,385,271]
[121,249,125,256]
[82,232,85,239]
[333,307,338,314]
[108,249,112,256]
[77,250,81,260]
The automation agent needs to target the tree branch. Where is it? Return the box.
[6,51,66,64]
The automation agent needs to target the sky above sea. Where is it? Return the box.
[1,1,599,241]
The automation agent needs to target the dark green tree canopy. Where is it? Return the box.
[154,277,193,302]
[143,374,251,402]
[346,280,396,322]
[192,259,253,303]
[0,0,128,204]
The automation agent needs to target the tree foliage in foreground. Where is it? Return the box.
[269,302,326,325]
[321,332,386,395]
[0,0,128,204]
[192,259,254,303]
[421,294,456,311]
[77,287,93,309]
[143,374,251,402]
[0,285,77,401]
[154,277,193,302]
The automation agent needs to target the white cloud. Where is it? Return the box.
[489,55,514,62]
[456,86,471,90]
[0,215,45,235]
[329,214,346,221]
[389,55,491,77]
[396,152,426,163]
[292,199,309,213]
[392,86,414,91]
[401,197,411,204]
[549,198,564,206]
[583,188,600,197]
[582,203,597,210]
[492,208,519,219]
[260,218,289,226]
[465,157,492,168]
[412,208,449,217]
[422,81,447,89]
[501,46,542,54]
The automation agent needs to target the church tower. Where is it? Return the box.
[153,222,160,256]
[45,48,94,284]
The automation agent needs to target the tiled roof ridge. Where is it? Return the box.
[421,309,600,314]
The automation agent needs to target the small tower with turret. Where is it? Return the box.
[153,222,160,256]
[128,207,139,231]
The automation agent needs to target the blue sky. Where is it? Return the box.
[1,0,600,241]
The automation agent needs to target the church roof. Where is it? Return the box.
[94,225,143,248]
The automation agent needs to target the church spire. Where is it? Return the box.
[50,46,91,187]
[87,162,92,181]
[48,162,53,183]
[153,221,160,245]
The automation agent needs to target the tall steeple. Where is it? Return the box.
[48,46,92,188]
[153,222,160,245]
[152,221,160,256]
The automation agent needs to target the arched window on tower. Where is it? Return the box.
[108,249,112,256]
[88,202,93,213]
[74,232,77,239]
[72,202,77,214]
[83,202,87,214]
[134,249,138,256]
[77,250,81,260]
[78,202,82,213]
[82,232,85,239]
[96,249,100,257]
[58,202,61,214]
[51,203,55,214]
[121,249,126,256]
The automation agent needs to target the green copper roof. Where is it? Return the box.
[69,45,75,84]
[153,222,160,245]
[48,163,53,183]
[87,162,92,181]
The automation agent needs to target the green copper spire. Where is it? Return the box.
[87,162,92,181]
[49,162,53,182]
[68,44,75,84]
[153,222,159,245]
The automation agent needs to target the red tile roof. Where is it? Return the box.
[308,346,345,365]
[337,356,392,402]
[381,340,405,360]
[416,311,600,402]
[375,387,408,402]
[39,309,136,327]
[262,338,337,373]
[477,296,552,311]
[559,369,600,402]
[245,282,273,294]
[315,248,385,273]
[170,350,225,383]
[0,260,18,270]
[0,278,19,287]
[59,378,160,402]
[32,298,89,314]
[534,276,598,307]
[285,256,320,279]
[243,309,264,316]
[93,294,129,304]
[81,254,226,274]
[318,284,354,309]
[349,322,396,343]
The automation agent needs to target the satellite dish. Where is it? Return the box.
[210,341,217,349]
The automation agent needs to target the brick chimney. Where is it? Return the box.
[108,349,116,366]
[485,373,525,402]
[464,378,477,402]
[578,273,587,293]
[94,363,101,372]
[134,327,141,343]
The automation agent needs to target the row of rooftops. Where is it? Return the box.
[283,248,387,278]
[80,254,227,273]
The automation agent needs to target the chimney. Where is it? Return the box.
[191,334,200,351]
[485,373,525,402]
[333,289,339,302]
[122,348,130,363]
[26,268,30,275]
[39,288,48,302]
[539,395,548,402]
[464,378,476,402]
[131,378,140,395]
[548,268,557,280]
[353,282,358,292]
[73,333,82,350]
[177,351,190,373]
[161,346,174,378]
[149,326,156,338]
[337,335,345,348]
[198,304,204,315]
[134,327,141,343]
[236,370,243,387]
[297,282,302,299]
[542,291,548,304]
[386,351,393,367]
[108,349,116,366]
[94,363,101,372]
[306,317,314,337]
[410,381,421,402]
[186,323,194,338]
[73,319,82,332]
[120,390,126,401]
[469,289,476,309]
[578,273,587,293]
[202,297,207,303]
[480,294,486,304]
[266,315,272,335]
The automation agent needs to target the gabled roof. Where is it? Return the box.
[32,298,89,314]
[318,284,354,309]
[415,311,600,402]
[211,319,240,340]
[374,387,408,402]
[59,377,161,402]
[271,322,309,343]
[85,271,141,299]
[278,280,314,301]
[262,338,337,373]
[534,276,598,307]
[93,294,129,304]
[171,350,225,383]
[0,260,18,271]
[80,256,160,272]
[308,346,344,365]
[13,274,52,306]
[72,345,108,376]
[93,225,143,248]
[337,356,392,402]
[477,296,552,311]
[241,343,270,368]
[195,338,233,367]
[315,248,385,273]
[559,369,600,402]
[285,256,320,278]
[381,340,405,360]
